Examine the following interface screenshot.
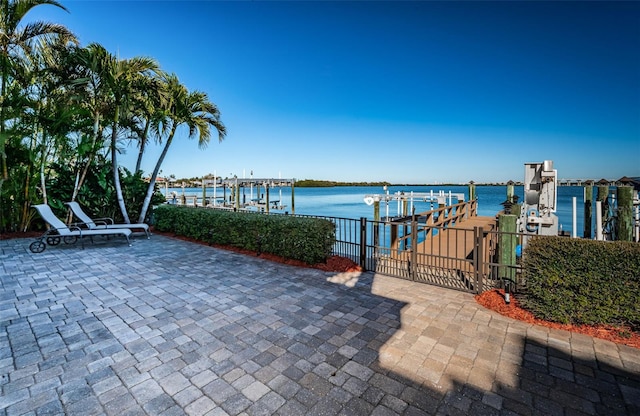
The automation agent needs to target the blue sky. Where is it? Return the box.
[36,1,639,183]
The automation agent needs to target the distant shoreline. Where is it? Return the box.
[293,180,523,188]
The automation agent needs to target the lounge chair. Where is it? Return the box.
[65,201,151,239]
[29,204,132,253]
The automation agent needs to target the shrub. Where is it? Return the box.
[521,236,640,330]
[153,205,336,265]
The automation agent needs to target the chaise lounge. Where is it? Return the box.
[65,201,151,239]
[29,204,132,253]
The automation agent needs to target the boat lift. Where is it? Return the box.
[364,187,466,220]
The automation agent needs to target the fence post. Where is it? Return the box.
[584,182,593,239]
[474,226,484,294]
[359,217,367,271]
[410,213,418,281]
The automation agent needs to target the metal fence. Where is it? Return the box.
[301,214,525,294]
[201,206,523,294]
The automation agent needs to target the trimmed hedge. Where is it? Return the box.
[153,205,336,265]
[521,236,640,330]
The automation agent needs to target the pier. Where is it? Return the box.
[371,197,499,292]
[164,177,296,214]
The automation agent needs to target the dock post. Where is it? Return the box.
[616,185,633,241]
[596,185,609,236]
[235,178,240,210]
[498,214,517,282]
[583,182,593,239]
[373,199,380,248]
[468,181,476,201]
[265,183,270,213]
[202,177,206,207]
[506,181,514,203]
[291,180,295,215]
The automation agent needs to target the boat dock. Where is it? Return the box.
[165,177,296,213]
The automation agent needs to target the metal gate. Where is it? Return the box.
[326,214,523,294]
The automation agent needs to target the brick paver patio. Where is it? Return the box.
[1,234,639,415]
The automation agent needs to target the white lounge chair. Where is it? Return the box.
[29,204,132,253]
[65,201,151,239]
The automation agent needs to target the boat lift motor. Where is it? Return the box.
[517,160,559,237]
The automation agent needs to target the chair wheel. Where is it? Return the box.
[46,236,61,246]
[63,236,78,244]
[29,241,46,253]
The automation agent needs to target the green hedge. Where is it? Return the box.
[153,205,336,265]
[521,236,640,330]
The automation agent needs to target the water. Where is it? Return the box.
[165,185,595,237]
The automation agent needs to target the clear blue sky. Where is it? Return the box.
[36,1,639,183]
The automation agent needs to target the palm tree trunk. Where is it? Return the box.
[137,126,176,223]
[135,119,150,173]
[0,48,9,181]
[71,113,101,202]
[111,107,130,223]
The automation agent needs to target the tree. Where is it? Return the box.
[137,73,226,223]
[64,43,159,223]
[0,0,75,183]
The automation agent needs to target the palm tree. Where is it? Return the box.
[103,55,159,223]
[60,43,115,205]
[137,73,226,223]
[65,43,159,223]
[0,0,76,182]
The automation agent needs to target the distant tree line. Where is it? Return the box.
[294,180,392,187]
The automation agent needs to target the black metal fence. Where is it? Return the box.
[298,213,525,294]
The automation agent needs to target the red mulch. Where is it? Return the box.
[6,230,636,347]
[476,289,640,349]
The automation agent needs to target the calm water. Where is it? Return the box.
[167,185,595,237]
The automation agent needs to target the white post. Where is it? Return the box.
[596,201,603,240]
[410,191,414,214]
[383,186,389,220]
[572,196,577,238]
[448,190,452,206]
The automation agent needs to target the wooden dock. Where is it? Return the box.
[380,200,498,291]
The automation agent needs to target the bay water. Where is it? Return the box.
[166,185,592,238]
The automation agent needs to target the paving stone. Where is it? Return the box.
[1,236,637,416]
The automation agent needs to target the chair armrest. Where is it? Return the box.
[93,217,115,225]
[69,225,84,238]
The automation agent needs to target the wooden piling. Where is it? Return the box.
[506,181,514,203]
[616,185,633,241]
[373,200,380,222]
[498,214,517,280]
[266,183,270,213]
[235,179,240,210]
[291,181,295,214]
[596,185,609,229]
[201,178,206,207]
[469,181,476,201]
[583,183,593,239]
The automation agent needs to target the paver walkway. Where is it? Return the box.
[1,234,639,415]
